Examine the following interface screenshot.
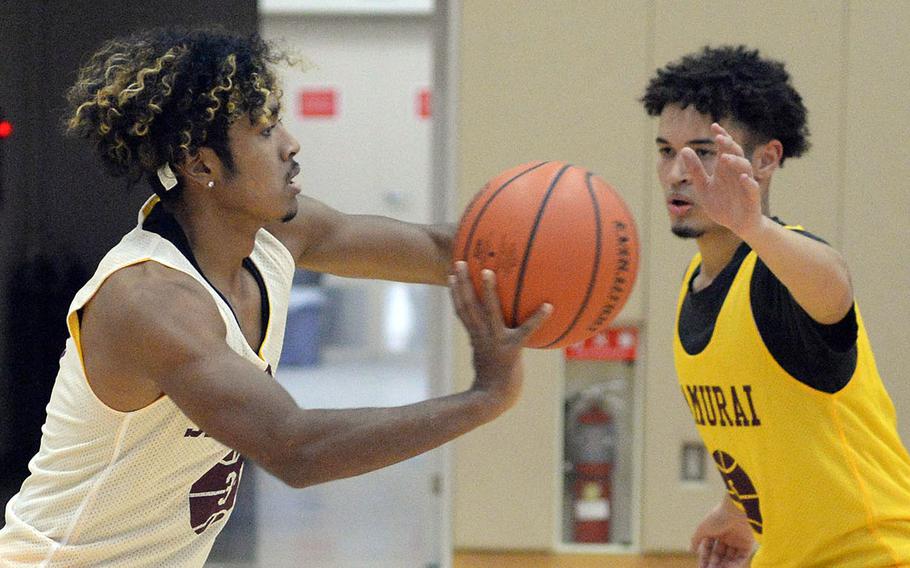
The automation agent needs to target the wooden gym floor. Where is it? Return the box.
[454,551,696,567]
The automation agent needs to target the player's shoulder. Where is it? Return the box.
[88,261,225,341]
[774,218,829,245]
[98,262,208,306]
[80,262,230,397]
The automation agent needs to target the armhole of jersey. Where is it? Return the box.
[750,228,858,394]
[67,310,86,376]
[66,257,174,382]
[67,258,154,378]
[253,229,295,360]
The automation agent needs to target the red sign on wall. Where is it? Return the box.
[417,88,431,119]
[565,326,638,361]
[299,89,337,118]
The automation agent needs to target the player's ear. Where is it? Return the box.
[752,139,782,181]
[177,148,217,188]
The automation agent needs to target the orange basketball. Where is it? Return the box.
[453,161,639,349]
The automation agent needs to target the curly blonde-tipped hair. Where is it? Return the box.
[66,27,290,195]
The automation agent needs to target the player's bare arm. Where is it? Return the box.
[81,260,546,489]
[265,195,455,285]
[681,123,853,325]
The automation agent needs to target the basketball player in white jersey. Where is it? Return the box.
[0,28,551,566]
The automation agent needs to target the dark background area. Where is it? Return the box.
[0,1,258,557]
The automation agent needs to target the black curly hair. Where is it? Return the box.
[642,45,809,165]
[65,27,292,197]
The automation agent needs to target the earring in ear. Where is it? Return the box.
[207,181,215,189]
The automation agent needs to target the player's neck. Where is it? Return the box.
[167,200,259,287]
[694,229,743,286]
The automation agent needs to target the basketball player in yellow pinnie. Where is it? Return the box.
[642,46,910,568]
[0,28,550,567]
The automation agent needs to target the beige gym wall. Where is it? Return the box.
[451,0,910,553]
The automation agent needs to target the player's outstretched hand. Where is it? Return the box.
[691,498,755,568]
[680,122,763,239]
[449,261,551,411]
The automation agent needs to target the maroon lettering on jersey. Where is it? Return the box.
[680,384,761,428]
[188,450,244,534]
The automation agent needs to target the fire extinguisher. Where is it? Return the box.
[571,400,615,543]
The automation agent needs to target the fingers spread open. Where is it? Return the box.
[738,173,760,192]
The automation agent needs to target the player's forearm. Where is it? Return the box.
[739,216,853,324]
[409,221,455,285]
[396,220,455,285]
[276,388,502,488]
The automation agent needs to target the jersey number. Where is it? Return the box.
[188,450,244,534]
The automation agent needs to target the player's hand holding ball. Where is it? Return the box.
[448,260,551,412]
[453,161,640,350]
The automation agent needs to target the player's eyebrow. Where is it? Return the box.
[655,137,715,145]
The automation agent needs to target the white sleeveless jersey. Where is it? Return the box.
[0,196,295,567]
